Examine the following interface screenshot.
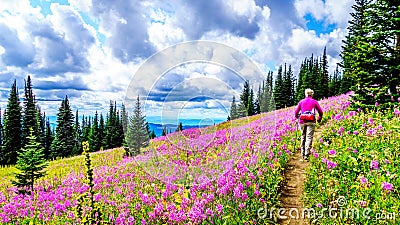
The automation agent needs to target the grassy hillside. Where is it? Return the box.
[0,93,398,224]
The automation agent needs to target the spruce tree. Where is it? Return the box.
[51,96,75,158]
[0,109,3,163]
[89,111,101,152]
[44,118,53,159]
[229,96,238,120]
[273,65,285,109]
[126,96,149,156]
[2,80,22,165]
[22,76,39,146]
[238,80,250,117]
[12,129,48,193]
[99,113,105,149]
[72,110,82,155]
[320,47,330,98]
[247,89,255,116]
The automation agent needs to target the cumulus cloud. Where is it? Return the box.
[0,0,355,118]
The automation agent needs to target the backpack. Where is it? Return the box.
[299,109,315,121]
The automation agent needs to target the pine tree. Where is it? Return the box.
[12,128,48,193]
[126,96,149,156]
[51,96,75,158]
[175,122,183,132]
[229,96,238,120]
[22,76,39,146]
[2,80,22,165]
[121,103,128,134]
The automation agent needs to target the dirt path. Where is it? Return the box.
[277,127,323,225]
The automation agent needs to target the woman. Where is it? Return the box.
[294,88,323,161]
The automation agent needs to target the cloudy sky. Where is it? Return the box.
[0,0,354,123]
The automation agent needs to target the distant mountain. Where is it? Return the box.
[46,115,225,137]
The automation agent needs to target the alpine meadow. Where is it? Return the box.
[0,0,399,224]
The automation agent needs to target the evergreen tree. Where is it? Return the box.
[2,80,22,165]
[89,111,101,152]
[162,126,167,136]
[273,65,285,109]
[175,122,183,132]
[22,76,39,146]
[72,110,82,155]
[51,96,75,158]
[238,80,250,117]
[0,109,3,163]
[254,84,261,114]
[12,129,48,193]
[150,130,156,139]
[44,118,53,159]
[36,108,45,148]
[320,47,330,98]
[126,96,149,156]
[99,113,105,149]
[247,89,255,116]
[229,96,238,120]
[121,103,128,134]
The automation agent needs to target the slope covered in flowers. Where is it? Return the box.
[0,93,365,224]
[304,102,400,224]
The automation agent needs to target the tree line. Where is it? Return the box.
[0,76,155,166]
[341,0,399,108]
[228,47,350,120]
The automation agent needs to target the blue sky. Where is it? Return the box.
[0,0,354,122]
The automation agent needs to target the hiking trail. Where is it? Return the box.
[277,127,323,225]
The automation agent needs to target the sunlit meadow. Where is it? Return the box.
[1,93,397,224]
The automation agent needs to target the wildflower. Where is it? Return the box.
[360,177,368,185]
[368,118,374,124]
[375,102,379,107]
[394,109,400,115]
[328,149,336,155]
[316,203,322,208]
[313,153,319,158]
[362,123,367,128]
[384,159,390,164]
[319,138,324,143]
[353,130,359,135]
[216,204,224,214]
[370,160,379,170]
[359,201,367,208]
[382,182,394,193]
[353,149,358,154]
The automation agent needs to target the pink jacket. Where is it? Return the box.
[294,96,323,124]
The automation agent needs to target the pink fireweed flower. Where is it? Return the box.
[359,201,367,208]
[382,182,394,193]
[360,177,368,185]
[316,203,322,208]
[395,109,400,115]
[375,102,379,107]
[328,149,336,155]
[353,130,359,135]
[370,160,379,170]
[384,159,390,164]
[362,123,367,128]
[313,153,319,158]
[368,118,374,124]
[319,138,324,143]
[353,149,358,154]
